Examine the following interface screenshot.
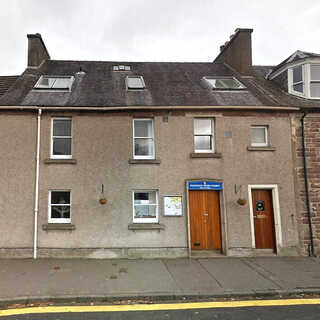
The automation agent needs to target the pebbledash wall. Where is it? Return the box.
[293,113,320,256]
[0,109,300,258]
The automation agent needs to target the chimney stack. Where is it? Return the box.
[27,33,50,67]
[214,28,253,75]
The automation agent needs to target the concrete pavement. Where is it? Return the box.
[0,257,319,304]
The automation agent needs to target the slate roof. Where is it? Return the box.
[0,59,318,109]
[269,50,320,77]
[0,76,19,97]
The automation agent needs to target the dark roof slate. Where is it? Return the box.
[0,60,318,109]
[0,76,19,97]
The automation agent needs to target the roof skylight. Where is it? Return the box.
[113,65,131,71]
[34,76,74,91]
[203,77,246,90]
[126,76,145,90]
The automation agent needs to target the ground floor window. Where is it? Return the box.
[49,190,71,223]
[133,190,158,223]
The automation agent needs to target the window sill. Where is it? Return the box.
[190,152,222,158]
[128,223,165,231]
[128,159,161,165]
[44,159,77,164]
[42,223,75,231]
[247,146,276,152]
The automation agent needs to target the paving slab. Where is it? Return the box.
[163,259,223,294]
[198,258,281,291]
[245,257,320,290]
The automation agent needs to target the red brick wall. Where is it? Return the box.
[295,116,320,255]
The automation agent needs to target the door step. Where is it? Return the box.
[191,250,224,258]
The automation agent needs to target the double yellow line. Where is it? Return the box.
[1,299,320,317]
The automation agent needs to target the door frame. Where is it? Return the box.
[186,179,227,256]
[248,184,282,251]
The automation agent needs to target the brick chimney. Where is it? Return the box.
[27,33,50,67]
[214,28,253,75]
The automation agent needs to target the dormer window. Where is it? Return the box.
[202,77,246,90]
[126,76,145,90]
[34,76,74,91]
[289,64,320,99]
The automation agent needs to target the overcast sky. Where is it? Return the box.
[1,0,320,75]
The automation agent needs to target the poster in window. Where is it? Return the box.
[163,195,183,216]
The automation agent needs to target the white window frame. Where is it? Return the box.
[288,62,320,99]
[51,118,72,159]
[133,118,155,159]
[194,118,215,153]
[251,125,269,147]
[48,190,72,224]
[34,75,74,91]
[126,76,146,90]
[132,190,159,223]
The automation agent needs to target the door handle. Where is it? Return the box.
[203,213,208,216]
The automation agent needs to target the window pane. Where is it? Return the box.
[127,77,144,89]
[194,136,212,150]
[37,77,55,88]
[206,78,245,89]
[311,65,320,81]
[194,119,211,135]
[51,205,70,219]
[52,78,72,89]
[134,138,153,156]
[134,191,156,204]
[53,119,72,136]
[310,83,320,97]
[251,127,267,144]
[53,138,72,155]
[51,191,70,204]
[293,83,303,93]
[293,66,302,83]
[134,205,157,218]
[134,120,152,137]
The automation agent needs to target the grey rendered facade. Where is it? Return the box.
[0,28,311,258]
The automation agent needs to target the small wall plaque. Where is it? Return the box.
[256,201,265,212]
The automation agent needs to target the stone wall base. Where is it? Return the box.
[0,247,188,259]
[227,246,300,257]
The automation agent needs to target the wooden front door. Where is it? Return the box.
[189,190,222,250]
[252,189,276,251]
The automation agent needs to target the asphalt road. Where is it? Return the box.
[2,300,320,320]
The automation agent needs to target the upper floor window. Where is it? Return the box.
[34,76,74,91]
[194,118,214,153]
[251,126,268,147]
[133,119,154,159]
[51,118,72,159]
[289,64,320,99]
[126,76,145,90]
[202,77,246,90]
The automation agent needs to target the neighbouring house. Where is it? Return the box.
[0,28,316,259]
[267,51,320,256]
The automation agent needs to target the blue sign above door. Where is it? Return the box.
[188,181,223,190]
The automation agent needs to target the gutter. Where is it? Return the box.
[33,109,42,259]
[301,112,315,257]
[0,105,300,111]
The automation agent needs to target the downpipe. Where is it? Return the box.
[301,112,315,257]
[33,109,42,259]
